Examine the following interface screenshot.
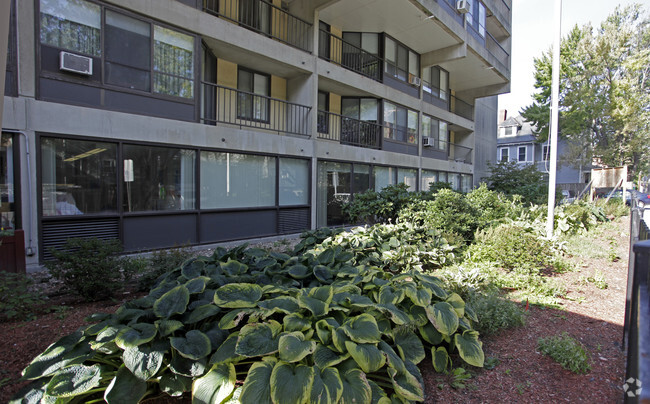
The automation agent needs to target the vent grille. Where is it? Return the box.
[42,218,120,261]
[59,51,93,75]
[278,208,310,234]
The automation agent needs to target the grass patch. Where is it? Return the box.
[537,332,591,374]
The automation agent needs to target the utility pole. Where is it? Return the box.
[546,0,562,238]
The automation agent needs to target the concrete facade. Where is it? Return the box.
[2,0,512,268]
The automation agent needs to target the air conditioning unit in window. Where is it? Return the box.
[409,76,421,86]
[59,51,93,76]
[456,0,470,13]
[423,137,435,147]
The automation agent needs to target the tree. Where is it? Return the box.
[484,161,547,205]
[522,4,650,177]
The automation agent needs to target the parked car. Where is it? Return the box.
[606,189,650,207]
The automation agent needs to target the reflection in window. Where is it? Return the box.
[374,166,397,191]
[353,165,371,196]
[154,26,195,98]
[461,174,473,193]
[448,173,460,191]
[123,145,195,212]
[105,10,151,92]
[41,138,117,216]
[1,134,16,230]
[317,161,351,227]
[40,0,101,56]
[383,102,417,144]
[421,169,438,192]
[398,168,417,191]
[238,69,270,122]
[201,152,275,209]
[279,158,309,206]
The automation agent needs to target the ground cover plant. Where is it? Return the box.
[12,231,484,403]
[537,333,591,374]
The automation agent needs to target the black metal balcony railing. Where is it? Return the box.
[201,82,311,136]
[317,110,381,149]
[450,95,474,120]
[203,0,312,53]
[318,30,382,82]
[449,143,472,164]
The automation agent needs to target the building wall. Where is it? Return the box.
[473,96,498,185]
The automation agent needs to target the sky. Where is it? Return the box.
[497,0,650,118]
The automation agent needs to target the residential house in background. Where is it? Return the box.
[2,0,512,267]
[497,113,591,195]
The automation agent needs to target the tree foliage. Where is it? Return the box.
[484,161,547,205]
[521,4,650,176]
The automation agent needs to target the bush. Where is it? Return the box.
[399,189,478,244]
[484,161,548,205]
[595,197,629,218]
[466,291,527,336]
[465,184,524,229]
[466,224,555,274]
[0,272,45,321]
[136,245,194,290]
[45,237,130,301]
[538,333,591,373]
[343,183,418,224]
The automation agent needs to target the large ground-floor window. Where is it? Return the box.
[421,169,472,193]
[1,133,19,231]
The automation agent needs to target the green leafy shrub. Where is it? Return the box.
[45,237,131,301]
[343,183,418,224]
[427,181,452,193]
[136,245,194,290]
[537,333,591,374]
[466,291,526,336]
[466,224,555,274]
[0,272,45,322]
[14,224,484,403]
[399,189,478,244]
[465,184,524,229]
[595,197,629,217]
[484,161,548,205]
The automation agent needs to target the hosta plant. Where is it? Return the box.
[13,228,483,404]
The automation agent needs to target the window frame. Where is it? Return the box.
[542,145,550,161]
[37,0,199,104]
[236,67,271,123]
[383,101,418,145]
[518,146,527,162]
[499,147,509,162]
[317,91,329,134]
[383,35,420,86]
[5,0,18,97]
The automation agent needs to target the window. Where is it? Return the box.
[342,32,380,79]
[421,170,437,192]
[423,66,449,100]
[383,102,418,144]
[543,145,551,160]
[374,166,397,191]
[39,0,195,99]
[123,145,195,212]
[5,0,17,96]
[384,37,419,84]
[448,173,460,191]
[279,158,309,206]
[398,168,417,191]
[465,0,486,37]
[41,138,117,216]
[317,161,351,227]
[499,148,509,162]
[504,126,515,136]
[518,146,527,162]
[239,0,271,34]
[200,152,275,209]
[318,21,330,60]
[1,133,18,230]
[238,68,270,122]
[461,174,473,193]
[317,91,329,134]
[341,98,380,145]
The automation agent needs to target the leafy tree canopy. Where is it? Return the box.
[521,4,650,177]
[484,161,547,205]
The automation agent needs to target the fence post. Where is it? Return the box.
[624,239,650,403]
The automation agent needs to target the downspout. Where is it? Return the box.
[3,129,35,256]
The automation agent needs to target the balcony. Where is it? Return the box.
[448,142,473,164]
[201,82,311,136]
[318,30,382,82]
[450,95,474,120]
[317,111,381,149]
[203,0,313,53]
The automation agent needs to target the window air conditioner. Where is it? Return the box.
[409,76,422,86]
[423,137,435,147]
[456,0,470,14]
[59,51,93,76]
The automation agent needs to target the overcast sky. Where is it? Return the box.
[497,0,650,118]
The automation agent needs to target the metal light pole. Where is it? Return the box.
[546,0,562,238]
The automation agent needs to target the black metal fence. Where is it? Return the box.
[623,205,650,403]
[201,82,311,136]
[317,110,381,149]
[203,0,312,52]
[318,29,382,82]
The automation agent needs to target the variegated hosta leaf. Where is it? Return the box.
[171,330,212,360]
[332,327,351,353]
[378,284,405,304]
[218,308,251,330]
[159,372,192,397]
[220,258,248,276]
[287,264,311,279]
[313,344,347,369]
[7,377,50,404]
[375,303,410,325]
[283,313,312,332]
[403,283,433,307]
[378,341,406,373]
[339,368,372,404]
[315,318,338,345]
[419,322,444,345]
[454,330,484,367]
[192,362,236,404]
[414,273,449,300]
[313,265,335,283]
[393,329,425,365]
[184,304,221,324]
[240,358,277,404]
[368,380,390,404]
[45,364,101,398]
[170,355,207,378]
[409,305,429,326]
[446,293,465,318]
[122,345,164,380]
[310,366,343,404]
[317,248,336,265]
[426,302,459,336]
[154,285,190,318]
[214,283,263,308]
[104,365,147,404]
[344,341,386,374]
[270,362,315,404]
[432,346,450,373]
[115,323,157,349]
[22,332,92,380]
[185,276,210,294]
[257,296,300,314]
[182,260,205,279]
[155,319,184,337]
[298,286,334,317]
[235,322,281,358]
[210,333,243,365]
[341,313,381,344]
[387,366,424,402]
[278,332,316,363]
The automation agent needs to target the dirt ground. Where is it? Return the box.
[0,216,632,403]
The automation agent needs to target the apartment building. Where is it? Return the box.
[1,0,511,266]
